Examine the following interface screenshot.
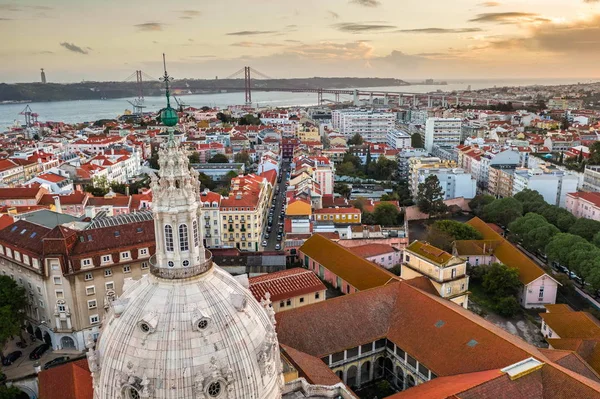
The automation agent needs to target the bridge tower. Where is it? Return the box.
[244,66,252,106]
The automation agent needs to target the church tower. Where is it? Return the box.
[88,55,284,399]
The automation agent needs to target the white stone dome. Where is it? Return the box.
[89,263,283,399]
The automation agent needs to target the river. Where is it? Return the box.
[0,77,594,127]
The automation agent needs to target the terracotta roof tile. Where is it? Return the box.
[248,268,325,303]
[348,243,398,258]
[38,359,93,399]
[406,241,454,265]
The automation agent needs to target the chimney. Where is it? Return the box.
[53,196,62,214]
[125,185,130,197]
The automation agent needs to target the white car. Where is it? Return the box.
[261,240,268,247]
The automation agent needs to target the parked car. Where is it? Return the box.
[43,356,70,370]
[261,240,268,247]
[275,243,281,250]
[277,234,282,242]
[264,232,270,239]
[2,351,22,366]
[267,226,272,233]
[29,343,50,360]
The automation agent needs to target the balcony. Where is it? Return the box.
[241,237,246,241]
[228,225,234,232]
[204,215,210,220]
[228,218,233,223]
[205,232,211,238]
[149,252,213,279]
[240,226,246,232]
[205,223,210,228]
[240,218,246,223]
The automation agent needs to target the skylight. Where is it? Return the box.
[435,320,445,328]
[467,339,478,347]
[10,226,17,232]
[30,232,36,238]
[20,229,27,235]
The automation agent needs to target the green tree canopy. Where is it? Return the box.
[347,133,364,145]
[545,233,588,273]
[569,218,600,242]
[336,162,357,177]
[431,220,483,241]
[188,152,201,164]
[342,152,363,170]
[0,385,25,399]
[468,194,495,217]
[411,133,424,148]
[198,172,216,190]
[334,183,352,199]
[508,213,560,254]
[537,204,577,232]
[208,153,229,163]
[0,276,27,359]
[482,263,522,298]
[238,114,261,125]
[233,151,251,166]
[514,189,547,214]
[373,203,401,226]
[482,197,523,227]
[416,175,448,217]
[588,141,600,165]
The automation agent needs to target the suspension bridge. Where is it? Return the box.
[125,66,533,109]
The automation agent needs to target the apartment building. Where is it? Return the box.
[396,148,429,179]
[401,241,469,308]
[219,173,274,251]
[331,109,396,143]
[0,212,154,352]
[583,165,600,192]
[424,118,462,153]
[512,167,579,208]
[313,207,362,225]
[408,157,457,195]
[386,129,411,150]
[293,155,335,196]
[199,191,223,248]
[565,191,600,221]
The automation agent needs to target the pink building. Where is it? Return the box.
[566,192,600,221]
[348,243,402,269]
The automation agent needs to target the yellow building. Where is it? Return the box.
[313,207,361,224]
[296,125,321,142]
[286,199,312,217]
[408,157,457,195]
[220,174,273,251]
[401,241,469,308]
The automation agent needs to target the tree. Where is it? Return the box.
[589,141,600,165]
[342,152,362,170]
[494,296,521,318]
[234,151,251,166]
[334,183,352,199]
[411,133,424,148]
[569,218,600,242]
[545,233,587,275]
[481,197,523,227]
[0,385,24,399]
[216,112,235,124]
[0,276,27,359]
[222,170,238,187]
[198,172,216,190]
[208,153,229,163]
[508,213,560,253]
[514,189,547,214]
[238,114,261,125]
[148,149,159,170]
[416,175,447,217]
[468,194,495,217]
[425,226,455,252]
[482,263,521,298]
[373,203,400,226]
[336,162,357,177]
[84,175,110,197]
[347,133,364,145]
[188,152,201,164]
[431,220,483,241]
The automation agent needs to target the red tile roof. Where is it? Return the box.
[37,173,67,183]
[248,268,325,303]
[38,359,93,399]
[348,243,398,258]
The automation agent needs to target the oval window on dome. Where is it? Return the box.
[183,260,190,267]
[198,319,208,330]
[168,261,174,268]
[207,382,221,397]
[139,323,150,333]
[127,387,141,399]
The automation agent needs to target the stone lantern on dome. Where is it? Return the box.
[159,53,179,128]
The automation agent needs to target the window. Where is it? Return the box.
[90,314,99,324]
[451,268,456,279]
[299,297,304,303]
[179,224,189,251]
[14,251,21,261]
[88,299,97,309]
[86,286,95,295]
[82,258,92,268]
[58,304,66,312]
[315,292,320,299]
[101,255,112,264]
[139,248,148,257]
[105,282,114,290]
[6,248,11,257]
[286,299,291,306]
[193,220,199,247]
[446,286,452,295]
[141,262,148,270]
[23,254,30,265]
[85,272,93,281]
[55,290,64,299]
[104,269,112,277]
[405,254,410,262]
[53,277,61,285]
[539,286,545,300]
[120,251,130,259]
[165,225,174,252]
[280,301,284,307]
[123,266,131,273]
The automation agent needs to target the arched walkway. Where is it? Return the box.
[43,331,52,346]
[61,336,76,350]
[346,365,358,389]
[34,327,42,340]
[383,358,394,381]
[335,370,343,381]
[407,374,416,389]
[375,357,385,379]
[395,366,405,391]
[360,361,371,384]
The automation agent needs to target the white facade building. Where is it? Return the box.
[424,118,462,153]
[331,109,396,143]
[386,129,411,150]
[513,168,579,208]
[414,168,476,200]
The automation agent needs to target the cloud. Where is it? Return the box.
[231,41,285,48]
[350,0,381,7]
[469,12,550,24]
[479,1,501,6]
[179,10,201,19]
[397,27,483,34]
[333,22,396,33]
[0,17,12,21]
[226,30,278,36]
[0,4,21,11]
[327,10,340,19]
[59,42,88,54]
[134,22,164,31]
[284,41,375,60]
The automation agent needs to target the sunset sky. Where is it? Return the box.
[1,0,600,82]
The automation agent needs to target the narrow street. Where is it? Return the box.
[264,161,289,251]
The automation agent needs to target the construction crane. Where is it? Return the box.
[173,96,188,113]
[19,105,38,127]
[123,70,156,116]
